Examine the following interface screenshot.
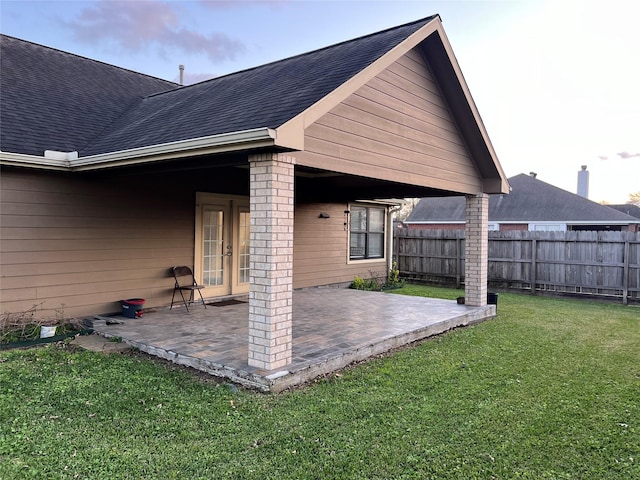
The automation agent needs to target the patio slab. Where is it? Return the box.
[91,288,496,392]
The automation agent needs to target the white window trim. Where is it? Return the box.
[529,223,567,232]
[346,202,388,264]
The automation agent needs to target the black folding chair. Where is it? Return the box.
[170,266,207,312]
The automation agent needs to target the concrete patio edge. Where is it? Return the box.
[98,303,496,392]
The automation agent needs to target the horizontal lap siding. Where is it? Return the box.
[293,203,387,288]
[297,49,481,194]
[0,169,194,318]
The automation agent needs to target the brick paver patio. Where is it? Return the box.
[92,288,495,391]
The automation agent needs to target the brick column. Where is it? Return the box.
[465,194,488,306]
[248,153,295,370]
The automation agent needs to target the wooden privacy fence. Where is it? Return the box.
[394,229,640,304]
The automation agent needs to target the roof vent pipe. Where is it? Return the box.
[179,64,184,86]
[529,172,537,178]
[577,165,589,198]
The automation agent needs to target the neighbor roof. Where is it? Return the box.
[405,173,640,224]
[607,204,640,219]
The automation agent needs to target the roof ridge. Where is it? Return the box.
[144,14,439,98]
[406,173,640,223]
[0,33,180,87]
[512,173,617,206]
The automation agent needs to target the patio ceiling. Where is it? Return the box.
[81,153,465,203]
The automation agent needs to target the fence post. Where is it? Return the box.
[623,237,630,305]
[456,236,462,289]
[531,237,537,295]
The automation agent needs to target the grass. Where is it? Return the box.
[1,286,638,479]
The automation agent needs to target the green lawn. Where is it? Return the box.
[1,286,638,479]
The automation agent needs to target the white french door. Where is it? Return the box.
[195,193,250,298]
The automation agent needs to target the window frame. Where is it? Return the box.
[348,203,387,262]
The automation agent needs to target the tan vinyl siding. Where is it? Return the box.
[0,168,194,317]
[296,48,482,194]
[1,169,386,317]
[293,203,387,288]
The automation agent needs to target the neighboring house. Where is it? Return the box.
[405,173,640,233]
[608,204,640,220]
[1,16,509,370]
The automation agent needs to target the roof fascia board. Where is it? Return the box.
[276,17,441,147]
[1,128,278,172]
[496,220,638,225]
[74,127,277,171]
[418,26,510,195]
[484,177,511,195]
[565,221,640,225]
[432,26,509,190]
[404,220,639,225]
[277,18,510,195]
[0,151,69,170]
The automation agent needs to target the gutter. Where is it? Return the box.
[0,128,278,172]
[0,151,69,170]
[387,202,405,274]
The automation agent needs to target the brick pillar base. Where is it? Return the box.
[248,153,295,370]
[465,194,488,306]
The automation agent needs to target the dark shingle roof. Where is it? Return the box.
[1,16,437,157]
[406,173,639,223]
[405,196,467,222]
[607,204,640,219]
[81,16,436,156]
[0,35,178,156]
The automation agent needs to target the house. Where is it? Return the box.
[1,15,509,370]
[608,204,640,220]
[405,173,640,232]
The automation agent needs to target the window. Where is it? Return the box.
[349,205,385,260]
[530,223,565,232]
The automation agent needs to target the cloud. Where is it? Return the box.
[199,0,288,10]
[598,155,608,161]
[66,0,245,62]
[617,152,640,159]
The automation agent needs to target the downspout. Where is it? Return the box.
[387,205,403,274]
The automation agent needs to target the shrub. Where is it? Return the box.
[350,275,380,291]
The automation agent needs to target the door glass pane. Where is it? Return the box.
[203,208,224,286]
[238,211,250,284]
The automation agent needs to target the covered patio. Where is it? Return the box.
[92,288,496,392]
[3,16,507,387]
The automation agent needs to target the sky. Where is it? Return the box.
[1,0,638,204]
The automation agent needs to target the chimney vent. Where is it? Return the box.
[179,64,185,86]
[577,165,589,198]
[529,172,537,178]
